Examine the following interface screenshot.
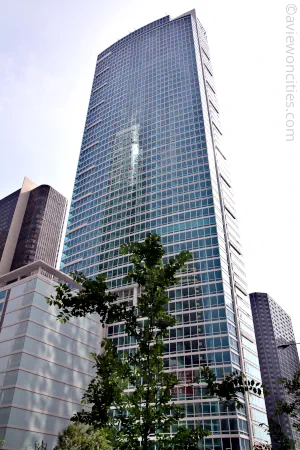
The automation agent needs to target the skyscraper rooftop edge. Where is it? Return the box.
[97,9,204,60]
[249,291,293,320]
[0,182,66,203]
[0,188,21,202]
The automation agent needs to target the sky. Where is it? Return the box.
[0,0,299,341]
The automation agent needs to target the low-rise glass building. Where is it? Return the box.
[0,262,101,449]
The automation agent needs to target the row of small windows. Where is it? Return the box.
[172,416,247,436]
[115,343,236,369]
[71,163,212,213]
[75,155,209,192]
[75,160,210,197]
[110,334,236,354]
[63,234,220,267]
[67,257,223,288]
[172,307,228,325]
[109,320,229,340]
[80,154,209,190]
[163,351,237,369]
[69,203,214,243]
[84,95,202,130]
[99,48,196,77]
[100,266,223,285]
[167,295,225,312]
[164,336,231,354]
[85,83,201,129]
[62,238,221,278]
[87,88,200,119]
[75,163,211,205]
[78,118,206,171]
[64,225,218,265]
[65,229,225,281]
[73,165,212,216]
[69,207,216,243]
[78,123,206,176]
[68,213,216,251]
[82,121,206,152]
[70,194,213,235]
[95,56,197,89]
[66,241,223,284]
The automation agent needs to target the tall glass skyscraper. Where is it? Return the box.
[61,10,269,449]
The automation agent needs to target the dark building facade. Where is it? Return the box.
[11,185,66,271]
[61,10,270,449]
[0,190,20,261]
[0,178,67,275]
[250,292,300,449]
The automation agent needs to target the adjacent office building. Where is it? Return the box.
[61,10,269,449]
[0,261,101,449]
[250,292,300,449]
[0,180,97,449]
[0,177,67,276]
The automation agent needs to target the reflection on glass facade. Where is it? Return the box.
[0,264,101,449]
[250,292,300,449]
[61,10,269,449]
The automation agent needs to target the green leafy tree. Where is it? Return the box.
[54,423,111,450]
[30,442,47,450]
[201,366,264,408]
[201,367,298,449]
[240,368,300,449]
[252,443,272,450]
[48,234,209,449]
[266,418,295,449]
[50,233,283,449]
[258,369,300,449]
[201,368,274,449]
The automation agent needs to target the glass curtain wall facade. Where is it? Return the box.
[61,10,269,449]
